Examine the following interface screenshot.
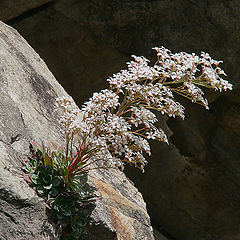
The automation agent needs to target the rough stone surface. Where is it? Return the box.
[0,0,53,22]
[7,5,127,106]
[89,170,154,240]
[4,1,240,239]
[0,20,154,240]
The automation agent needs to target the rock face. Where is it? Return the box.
[2,1,240,239]
[0,0,53,22]
[0,21,154,240]
[4,4,128,106]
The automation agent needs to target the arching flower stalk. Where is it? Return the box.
[57,47,232,173]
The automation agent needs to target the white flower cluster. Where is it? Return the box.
[152,47,232,108]
[56,96,81,135]
[57,47,232,172]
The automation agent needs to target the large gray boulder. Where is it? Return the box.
[0,20,154,240]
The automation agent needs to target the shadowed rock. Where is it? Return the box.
[0,0,54,22]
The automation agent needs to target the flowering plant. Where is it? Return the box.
[57,46,232,172]
[24,46,232,239]
[24,139,96,239]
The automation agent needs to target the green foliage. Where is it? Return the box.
[69,174,95,200]
[48,193,93,240]
[50,194,78,219]
[25,141,96,239]
[29,166,63,197]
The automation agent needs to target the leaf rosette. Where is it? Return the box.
[30,165,63,197]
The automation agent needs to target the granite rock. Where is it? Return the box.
[0,20,154,240]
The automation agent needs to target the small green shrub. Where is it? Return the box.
[25,141,96,239]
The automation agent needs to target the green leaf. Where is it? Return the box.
[70,178,86,193]
[59,198,68,206]
[52,168,59,176]
[57,213,64,220]
[52,176,61,187]
[82,183,91,192]
[30,173,38,185]
[69,183,81,193]
[77,189,87,198]
[36,149,43,158]
[37,165,45,173]
[53,152,64,170]
[43,183,52,190]
[25,158,39,173]
[49,188,59,197]
[71,228,84,238]
[76,195,96,203]
[53,203,59,211]
[36,186,45,195]
[79,174,88,184]
[76,218,87,228]
[62,209,72,217]
[45,167,53,175]
[69,205,78,214]
[42,175,52,184]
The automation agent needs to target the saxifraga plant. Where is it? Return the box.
[25,140,96,239]
[25,46,232,239]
